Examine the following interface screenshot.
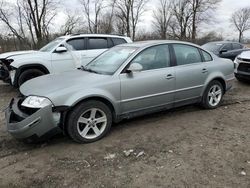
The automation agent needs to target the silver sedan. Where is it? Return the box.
[5,40,235,143]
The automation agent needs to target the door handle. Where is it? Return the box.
[166,74,175,80]
[202,68,208,73]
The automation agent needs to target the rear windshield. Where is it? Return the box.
[202,43,223,53]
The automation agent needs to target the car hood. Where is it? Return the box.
[20,70,110,97]
[0,50,35,60]
[238,50,250,59]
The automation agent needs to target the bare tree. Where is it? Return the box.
[131,0,149,40]
[190,0,221,41]
[170,0,193,40]
[114,0,132,37]
[152,0,172,39]
[79,0,106,33]
[0,1,26,44]
[23,0,58,47]
[231,7,250,42]
[114,0,148,40]
[98,0,116,34]
[0,0,58,48]
[60,11,82,35]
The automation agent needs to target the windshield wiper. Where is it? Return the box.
[81,66,100,74]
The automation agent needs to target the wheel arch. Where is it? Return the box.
[65,96,119,124]
[14,64,50,86]
[203,76,226,97]
[212,77,226,93]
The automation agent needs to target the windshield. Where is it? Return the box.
[202,43,223,53]
[84,46,138,75]
[39,38,64,52]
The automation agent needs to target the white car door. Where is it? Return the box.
[51,38,85,72]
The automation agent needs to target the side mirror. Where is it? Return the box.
[219,49,227,54]
[55,46,67,53]
[126,63,143,73]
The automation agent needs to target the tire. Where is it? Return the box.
[235,75,249,83]
[18,69,45,87]
[201,80,224,109]
[66,100,112,143]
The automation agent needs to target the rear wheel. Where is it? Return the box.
[18,69,45,87]
[66,100,112,143]
[201,80,224,109]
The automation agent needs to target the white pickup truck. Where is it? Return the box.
[0,34,132,87]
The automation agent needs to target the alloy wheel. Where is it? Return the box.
[77,108,107,139]
[207,85,222,107]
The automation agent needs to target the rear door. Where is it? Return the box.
[172,44,209,105]
[119,44,175,114]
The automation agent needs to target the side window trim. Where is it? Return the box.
[198,49,205,62]
[200,49,213,62]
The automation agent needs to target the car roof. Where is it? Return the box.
[205,41,242,44]
[59,34,130,39]
[118,40,202,48]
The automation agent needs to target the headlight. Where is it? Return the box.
[21,96,52,108]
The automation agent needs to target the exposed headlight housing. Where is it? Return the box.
[234,56,240,69]
[9,69,16,84]
[21,96,52,108]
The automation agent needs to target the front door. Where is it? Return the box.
[51,37,86,72]
[119,44,175,114]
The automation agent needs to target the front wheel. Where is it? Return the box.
[201,80,224,109]
[66,100,112,143]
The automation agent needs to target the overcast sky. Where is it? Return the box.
[2,0,250,40]
[60,0,250,40]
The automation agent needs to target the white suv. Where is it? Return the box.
[0,34,132,87]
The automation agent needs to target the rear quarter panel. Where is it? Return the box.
[202,57,234,94]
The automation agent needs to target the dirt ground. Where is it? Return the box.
[0,80,250,188]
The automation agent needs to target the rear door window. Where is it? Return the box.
[201,50,213,62]
[232,43,243,50]
[173,44,202,66]
[222,43,232,51]
[88,38,108,50]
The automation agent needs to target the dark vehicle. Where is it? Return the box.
[202,41,247,61]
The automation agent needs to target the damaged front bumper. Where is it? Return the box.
[0,61,10,82]
[5,98,61,142]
